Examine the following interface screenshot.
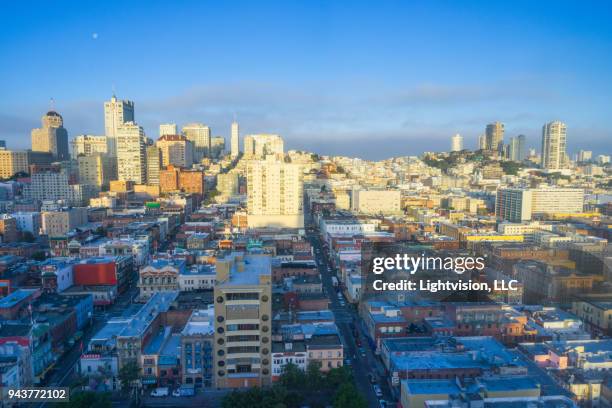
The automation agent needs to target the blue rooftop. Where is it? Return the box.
[0,289,37,309]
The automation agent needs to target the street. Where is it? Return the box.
[307,231,393,407]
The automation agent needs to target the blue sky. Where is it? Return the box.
[1,0,611,159]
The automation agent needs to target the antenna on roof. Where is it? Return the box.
[111,83,116,98]
[49,98,55,111]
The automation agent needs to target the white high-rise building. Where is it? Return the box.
[578,150,592,162]
[247,156,303,228]
[71,135,108,157]
[230,121,239,158]
[243,134,284,158]
[450,133,463,152]
[508,135,526,162]
[104,95,135,156]
[116,122,146,184]
[159,123,177,137]
[541,121,567,170]
[182,123,210,163]
[478,134,487,150]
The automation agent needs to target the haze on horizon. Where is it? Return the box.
[1,0,611,160]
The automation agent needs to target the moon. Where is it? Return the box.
[92,33,98,40]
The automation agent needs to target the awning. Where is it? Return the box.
[141,377,157,385]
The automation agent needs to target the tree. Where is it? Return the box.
[306,360,323,390]
[326,366,352,388]
[333,383,367,408]
[118,360,140,394]
[279,362,306,389]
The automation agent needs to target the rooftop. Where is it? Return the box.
[0,289,37,309]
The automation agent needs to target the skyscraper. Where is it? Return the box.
[116,122,146,184]
[478,134,487,150]
[159,123,177,137]
[508,135,526,162]
[231,121,239,158]
[541,121,567,170]
[485,122,504,153]
[104,95,135,156]
[31,111,70,160]
[450,133,463,152]
[578,150,592,163]
[247,156,303,228]
[182,123,210,163]
[146,145,162,186]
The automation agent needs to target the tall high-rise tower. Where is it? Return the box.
[450,133,463,152]
[541,121,567,170]
[485,122,504,153]
[508,135,526,162]
[182,123,210,163]
[116,122,146,184]
[230,121,239,158]
[31,110,70,160]
[104,95,135,156]
[247,156,303,228]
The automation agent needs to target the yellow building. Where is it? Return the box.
[0,150,29,178]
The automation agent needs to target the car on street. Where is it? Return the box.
[373,385,383,398]
[359,347,366,357]
[344,358,352,365]
[378,400,387,408]
[151,387,169,397]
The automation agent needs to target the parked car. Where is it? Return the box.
[150,387,169,397]
[378,399,387,408]
[373,385,383,398]
[368,373,377,384]
[173,384,195,397]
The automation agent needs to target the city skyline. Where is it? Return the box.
[1,1,612,159]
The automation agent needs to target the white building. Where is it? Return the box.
[25,169,97,207]
[319,218,376,236]
[13,212,42,236]
[178,266,215,291]
[159,123,177,137]
[71,135,108,157]
[578,150,592,162]
[230,121,239,158]
[495,187,584,222]
[116,122,146,184]
[104,95,135,157]
[243,134,284,158]
[541,121,568,170]
[352,189,401,215]
[450,134,463,152]
[182,123,210,162]
[247,156,303,228]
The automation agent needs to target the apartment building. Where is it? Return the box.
[213,252,272,388]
